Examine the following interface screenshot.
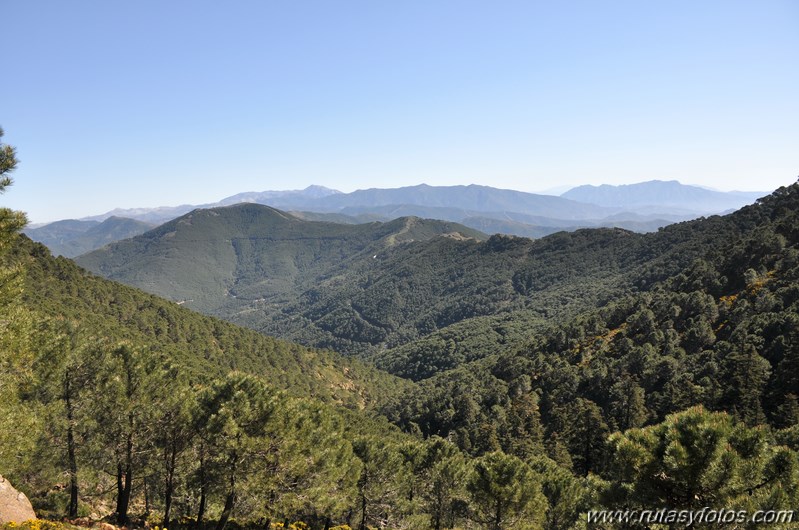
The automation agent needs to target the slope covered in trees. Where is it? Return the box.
[75,206,715,361]
[79,183,790,380]
[76,204,486,321]
[0,133,420,526]
[386,182,799,475]
[3,127,799,528]
[369,185,798,381]
[13,235,408,407]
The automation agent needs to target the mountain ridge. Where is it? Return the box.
[29,180,768,258]
[23,216,155,257]
[562,179,766,213]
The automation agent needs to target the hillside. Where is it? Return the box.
[14,235,409,407]
[333,204,682,237]
[386,182,799,467]
[76,204,493,355]
[77,206,654,357]
[24,216,155,257]
[78,186,772,364]
[370,203,768,380]
[1,235,426,527]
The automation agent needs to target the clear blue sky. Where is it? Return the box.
[3,0,798,223]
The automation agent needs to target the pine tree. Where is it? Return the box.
[562,398,608,476]
[253,399,360,527]
[466,451,547,530]
[0,127,27,252]
[194,373,277,530]
[0,127,36,480]
[32,321,104,517]
[608,376,647,431]
[351,436,405,530]
[152,369,197,529]
[0,126,26,317]
[718,340,771,425]
[93,343,166,525]
[603,406,799,511]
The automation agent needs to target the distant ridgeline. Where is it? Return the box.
[27,180,766,257]
[23,216,156,258]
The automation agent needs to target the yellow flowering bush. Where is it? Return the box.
[1,521,75,530]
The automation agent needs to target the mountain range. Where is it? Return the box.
[27,180,766,257]
[75,178,769,366]
[562,180,764,212]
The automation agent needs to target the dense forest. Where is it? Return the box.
[2,128,799,529]
[78,177,790,385]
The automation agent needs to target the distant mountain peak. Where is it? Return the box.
[561,180,767,214]
[303,184,342,194]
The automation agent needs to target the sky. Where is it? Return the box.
[2,1,798,223]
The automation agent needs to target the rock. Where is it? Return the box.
[0,474,36,523]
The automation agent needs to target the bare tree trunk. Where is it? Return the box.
[115,463,124,519]
[195,447,207,530]
[358,493,367,530]
[65,375,79,518]
[163,440,177,529]
[144,475,151,517]
[493,498,502,530]
[116,432,134,525]
[215,466,236,530]
[215,489,235,530]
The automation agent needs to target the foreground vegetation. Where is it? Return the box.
[2,130,799,528]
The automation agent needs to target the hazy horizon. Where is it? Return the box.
[3,1,797,223]
[21,178,775,226]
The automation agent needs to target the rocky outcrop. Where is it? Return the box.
[0,474,36,523]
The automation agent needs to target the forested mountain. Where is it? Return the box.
[1,221,430,527]
[3,126,799,528]
[386,182,799,470]
[78,187,776,366]
[76,205,491,355]
[372,194,786,381]
[24,216,155,257]
[562,179,765,214]
[14,235,410,406]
